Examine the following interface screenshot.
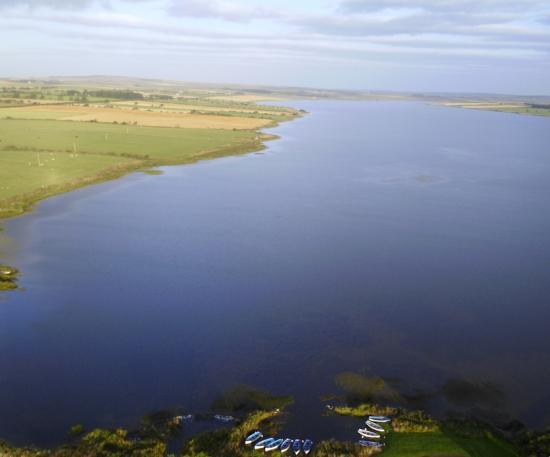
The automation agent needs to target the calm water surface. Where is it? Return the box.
[1,101,550,446]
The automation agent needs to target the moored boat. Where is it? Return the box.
[303,439,313,455]
[265,438,284,452]
[245,431,263,445]
[366,420,385,433]
[359,439,384,449]
[369,415,391,423]
[280,438,293,453]
[292,439,302,455]
[357,428,380,439]
[255,437,274,450]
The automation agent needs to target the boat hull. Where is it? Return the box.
[358,428,380,439]
[255,438,274,450]
[369,415,391,423]
[366,420,385,433]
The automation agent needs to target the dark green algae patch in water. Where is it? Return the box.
[0,264,19,291]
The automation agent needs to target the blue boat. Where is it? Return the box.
[303,439,313,455]
[280,438,293,453]
[254,437,274,450]
[359,439,384,449]
[265,438,284,452]
[292,439,302,455]
[244,431,262,445]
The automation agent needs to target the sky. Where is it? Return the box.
[1,0,550,94]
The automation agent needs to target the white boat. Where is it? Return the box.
[245,431,263,445]
[280,438,293,453]
[369,415,391,423]
[265,438,284,452]
[357,428,380,439]
[366,420,385,433]
[255,437,274,450]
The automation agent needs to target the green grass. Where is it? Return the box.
[0,150,138,200]
[333,402,520,457]
[382,430,519,457]
[497,107,550,116]
[382,432,469,457]
[0,119,268,218]
[0,118,259,163]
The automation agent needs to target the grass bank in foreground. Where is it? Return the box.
[3,397,550,457]
[332,402,526,457]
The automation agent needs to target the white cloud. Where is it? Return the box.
[167,0,280,22]
[1,0,550,93]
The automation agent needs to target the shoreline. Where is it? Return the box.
[0,133,279,221]
[1,398,541,456]
[0,129,284,223]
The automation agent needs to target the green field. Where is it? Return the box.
[0,119,259,162]
[382,431,518,457]
[0,118,267,218]
[0,149,139,198]
[0,78,302,220]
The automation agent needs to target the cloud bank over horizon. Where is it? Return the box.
[1,0,549,94]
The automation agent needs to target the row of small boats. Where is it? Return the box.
[245,432,313,454]
[357,415,391,449]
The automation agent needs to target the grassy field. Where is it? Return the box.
[0,118,272,217]
[331,401,520,457]
[0,119,261,161]
[0,105,275,129]
[0,149,140,200]
[0,79,299,220]
[381,431,518,457]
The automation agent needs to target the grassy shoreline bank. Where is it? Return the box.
[0,81,302,222]
[0,129,278,220]
[3,398,547,457]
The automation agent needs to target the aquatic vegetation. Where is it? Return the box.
[211,385,293,413]
[68,424,85,437]
[514,428,550,456]
[0,264,19,291]
[335,372,402,404]
[182,409,281,457]
[140,169,164,175]
[139,408,185,439]
[441,378,506,408]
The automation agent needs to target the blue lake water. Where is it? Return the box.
[1,101,550,446]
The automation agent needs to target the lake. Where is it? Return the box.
[1,101,549,446]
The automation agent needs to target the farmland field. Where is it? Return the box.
[0,104,275,129]
[0,82,299,218]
